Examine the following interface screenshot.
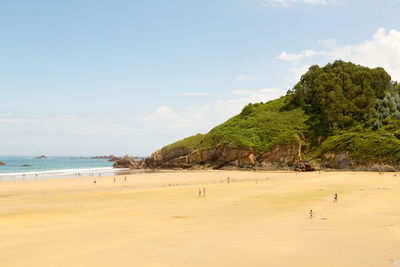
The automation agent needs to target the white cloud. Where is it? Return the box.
[232,90,253,95]
[156,106,173,114]
[261,0,327,8]
[181,92,208,96]
[278,49,317,62]
[236,74,259,81]
[288,64,311,84]
[223,88,284,103]
[0,112,13,117]
[317,38,337,47]
[278,28,400,82]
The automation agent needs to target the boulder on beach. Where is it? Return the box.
[113,155,146,169]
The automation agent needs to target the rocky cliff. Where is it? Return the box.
[115,143,304,170]
[114,145,399,171]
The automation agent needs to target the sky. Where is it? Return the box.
[1,0,400,156]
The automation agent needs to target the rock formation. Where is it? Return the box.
[112,155,146,169]
[35,155,47,159]
[294,161,320,172]
[143,142,303,170]
[91,155,119,161]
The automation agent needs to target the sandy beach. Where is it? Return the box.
[0,170,400,266]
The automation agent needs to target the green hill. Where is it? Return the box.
[152,61,400,170]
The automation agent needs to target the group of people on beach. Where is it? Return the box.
[93,175,128,184]
[198,188,206,197]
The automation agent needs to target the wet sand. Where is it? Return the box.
[0,170,399,266]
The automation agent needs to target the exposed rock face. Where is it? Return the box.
[318,151,399,171]
[35,155,47,159]
[113,143,398,171]
[261,144,301,167]
[0,161,5,166]
[112,155,146,169]
[144,143,302,170]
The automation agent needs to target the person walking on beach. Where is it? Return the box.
[203,188,206,197]
[333,193,338,203]
[309,209,313,219]
[199,188,202,197]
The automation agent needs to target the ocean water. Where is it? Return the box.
[0,156,120,180]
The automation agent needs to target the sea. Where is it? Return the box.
[0,156,133,181]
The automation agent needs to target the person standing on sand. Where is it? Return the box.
[333,193,338,203]
[199,188,202,197]
[124,176,127,182]
[203,188,206,197]
[309,210,313,219]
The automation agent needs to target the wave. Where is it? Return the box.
[0,166,120,180]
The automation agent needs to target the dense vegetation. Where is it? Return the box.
[162,133,204,152]
[162,61,400,163]
[285,60,396,131]
[197,97,308,154]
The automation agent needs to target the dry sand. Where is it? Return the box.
[0,170,400,267]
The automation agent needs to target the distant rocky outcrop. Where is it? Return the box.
[91,154,119,162]
[35,155,47,159]
[112,155,146,169]
[0,161,5,166]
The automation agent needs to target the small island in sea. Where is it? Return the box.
[35,155,48,159]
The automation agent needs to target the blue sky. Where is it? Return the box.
[1,0,400,156]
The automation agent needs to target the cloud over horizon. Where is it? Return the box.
[278,28,400,82]
[181,92,209,96]
[261,0,328,8]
